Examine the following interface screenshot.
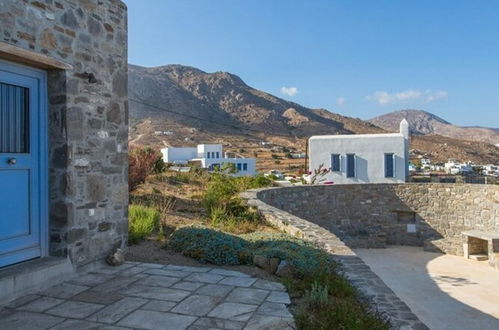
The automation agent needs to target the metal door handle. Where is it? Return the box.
[7,158,16,165]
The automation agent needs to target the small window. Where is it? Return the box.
[346,154,355,178]
[0,83,29,153]
[206,152,210,159]
[216,152,220,158]
[237,163,242,171]
[331,154,340,171]
[243,163,248,171]
[385,153,395,178]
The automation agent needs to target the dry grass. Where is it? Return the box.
[130,170,277,240]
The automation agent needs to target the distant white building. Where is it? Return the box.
[161,144,256,176]
[482,164,499,177]
[308,119,410,184]
[161,147,198,165]
[444,161,473,175]
[154,131,174,136]
[421,158,431,166]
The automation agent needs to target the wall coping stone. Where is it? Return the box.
[0,42,73,70]
[241,187,429,330]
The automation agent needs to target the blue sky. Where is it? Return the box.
[126,0,499,127]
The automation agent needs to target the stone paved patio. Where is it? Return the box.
[0,262,295,330]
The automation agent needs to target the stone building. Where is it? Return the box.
[0,0,128,301]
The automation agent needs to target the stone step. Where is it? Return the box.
[0,257,75,303]
[469,254,488,261]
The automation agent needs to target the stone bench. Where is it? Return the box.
[462,230,499,270]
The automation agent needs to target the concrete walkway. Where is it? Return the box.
[355,246,499,330]
[0,262,295,330]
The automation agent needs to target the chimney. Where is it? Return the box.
[400,119,409,139]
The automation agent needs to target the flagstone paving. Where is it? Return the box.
[0,262,295,330]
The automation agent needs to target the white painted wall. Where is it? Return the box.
[162,144,256,176]
[161,147,197,164]
[202,158,256,176]
[197,144,223,159]
[309,120,409,184]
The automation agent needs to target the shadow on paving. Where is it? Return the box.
[355,246,499,330]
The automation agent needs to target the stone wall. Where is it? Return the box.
[0,0,128,267]
[256,184,499,255]
[241,189,428,329]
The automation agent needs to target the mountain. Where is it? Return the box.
[369,109,499,144]
[128,65,499,166]
[128,64,381,139]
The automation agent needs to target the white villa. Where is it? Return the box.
[161,144,256,176]
[444,161,473,175]
[308,119,410,184]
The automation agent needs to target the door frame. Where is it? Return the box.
[0,59,49,262]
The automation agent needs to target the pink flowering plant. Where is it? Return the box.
[310,164,331,184]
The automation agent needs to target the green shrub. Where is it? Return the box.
[128,204,160,244]
[295,295,389,330]
[203,173,272,211]
[168,226,250,264]
[303,282,330,309]
[209,206,229,226]
[153,154,166,174]
[203,174,239,212]
[243,232,332,276]
[166,225,388,330]
[201,174,272,233]
[166,226,331,276]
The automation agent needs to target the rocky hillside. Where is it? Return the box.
[128,64,381,138]
[369,109,499,144]
[128,64,499,165]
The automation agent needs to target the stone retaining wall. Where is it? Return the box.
[255,184,499,255]
[241,189,428,329]
[241,183,498,329]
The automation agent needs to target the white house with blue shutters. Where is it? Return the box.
[161,144,256,176]
[308,119,409,184]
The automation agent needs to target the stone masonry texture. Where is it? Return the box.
[241,183,499,329]
[255,184,499,255]
[0,0,128,267]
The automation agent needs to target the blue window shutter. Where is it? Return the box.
[385,153,394,177]
[346,154,355,178]
[331,154,340,171]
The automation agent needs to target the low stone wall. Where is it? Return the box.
[242,183,498,329]
[241,189,428,329]
[255,184,499,255]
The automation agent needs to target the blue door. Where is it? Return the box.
[0,60,47,268]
